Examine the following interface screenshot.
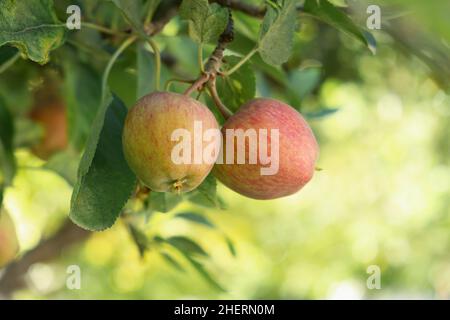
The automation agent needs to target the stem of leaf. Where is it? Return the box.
[165,78,195,92]
[223,47,258,76]
[81,22,128,37]
[0,52,20,75]
[198,44,205,73]
[145,37,161,91]
[102,36,137,101]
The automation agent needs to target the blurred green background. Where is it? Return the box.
[0,0,449,299]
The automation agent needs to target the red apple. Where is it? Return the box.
[122,92,220,193]
[213,98,319,199]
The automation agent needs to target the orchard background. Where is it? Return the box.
[0,0,449,299]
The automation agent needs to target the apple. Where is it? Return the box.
[213,98,319,199]
[122,92,220,193]
[0,209,19,268]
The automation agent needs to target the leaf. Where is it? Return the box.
[165,236,208,257]
[156,235,223,290]
[179,0,229,44]
[44,150,79,186]
[110,0,146,35]
[176,212,215,228]
[127,223,149,257]
[144,0,162,23]
[0,97,15,187]
[217,55,256,112]
[183,254,225,292]
[303,0,376,54]
[13,118,43,149]
[289,68,322,100]
[304,107,339,120]
[137,42,155,99]
[225,236,237,257]
[69,94,137,231]
[188,174,223,208]
[148,191,183,213]
[258,0,298,65]
[0,0,66,64]
[63,58,102,149]
[160,251,184,272]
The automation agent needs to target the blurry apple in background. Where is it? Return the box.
[29,78,68,160]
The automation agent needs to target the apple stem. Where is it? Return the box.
[207,79,233,119]
[184,73,210,96]
[165,78,195,92]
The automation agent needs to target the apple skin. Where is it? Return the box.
[0,210,19,268]
[122,92,220,193]
[213,98,319,200]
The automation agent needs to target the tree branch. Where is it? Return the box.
[0,220,90,299]
[211,0,266,18]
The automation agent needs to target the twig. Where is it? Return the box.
[212,0,266,18]
[0,220,90,299]
[207,80,233,119]
[145,37,161,91]
[101,36,138,101]
[0,52,20,75]
[165,78,195,91]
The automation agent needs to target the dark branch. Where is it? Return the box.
[211,0,266,18]
[0,220,90,299]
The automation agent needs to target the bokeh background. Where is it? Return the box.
[0,0,449,299]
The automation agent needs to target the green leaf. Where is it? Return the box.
[289,68,322,100]
[183,254,225,292]
[158,235,224,291]
[165,236,208,257]
[110,0,146,35]
[188,174,223,208]
[160,251,184,272]
[303,0,376,54]
[69,94,137,231]
[217,55,256,112]
[0,97,15,187]
[176,212,215,228]
[13,118,43,149]
[63,58,102,150]
[258,0,297,65]
[148,191,183,213]
[44,150,79,186]
[304,107,339,120]
[137,42,155,99]
[225,236,237,257]
[127,223,149,257]
[144,0,162,23]
[0,0,66,64]
[179,0,229,44]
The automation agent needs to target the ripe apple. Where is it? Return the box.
[122,92,220,193]
[0,209,19,268]
[213,98,319,200]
